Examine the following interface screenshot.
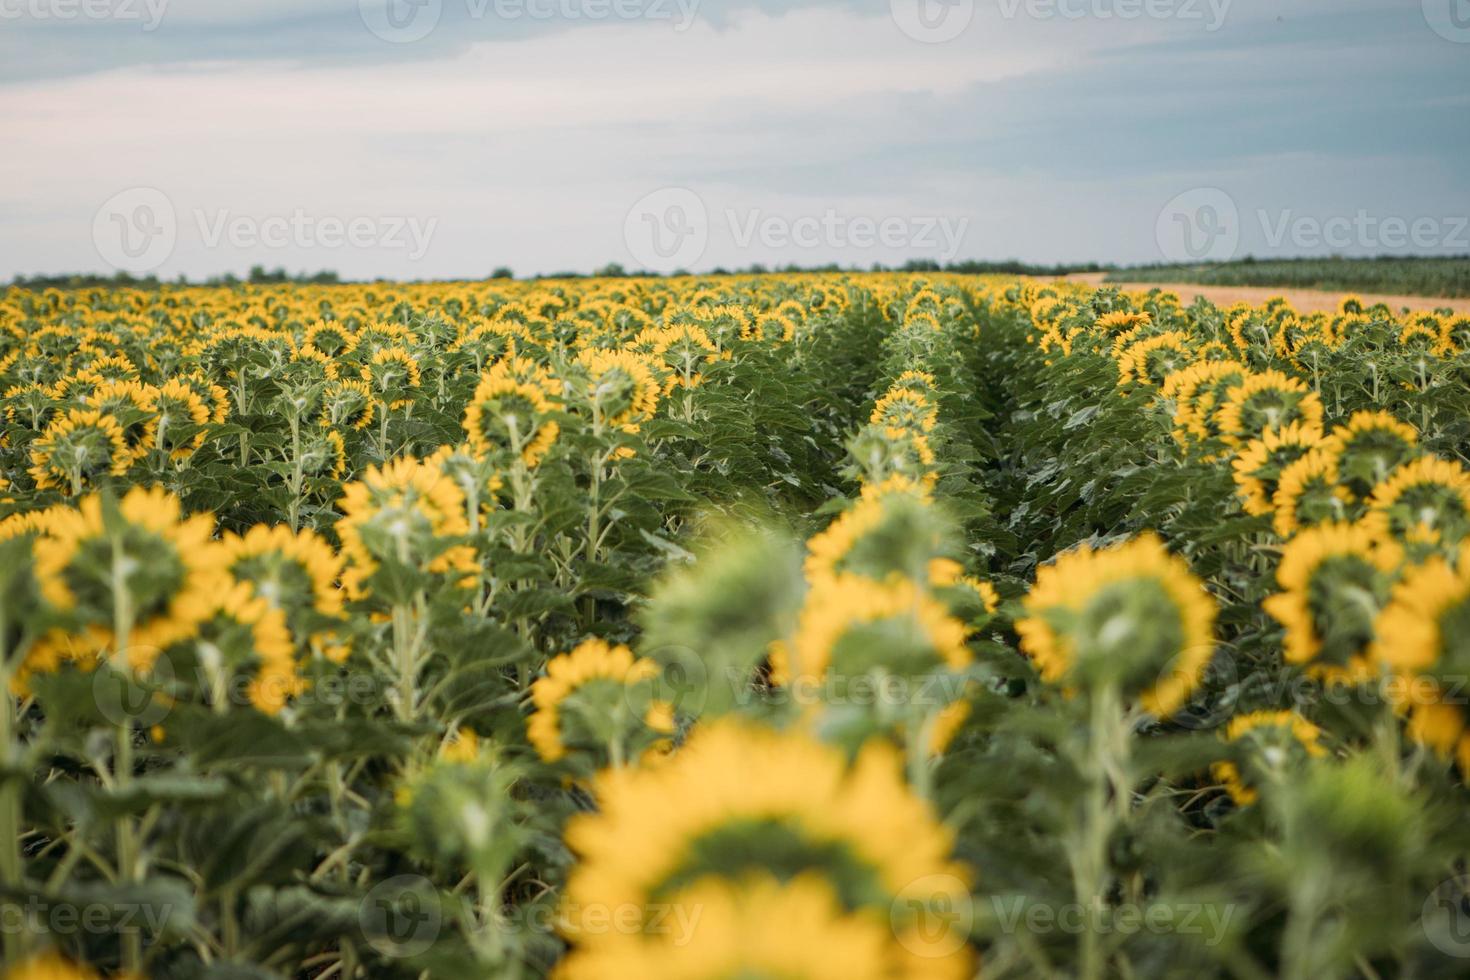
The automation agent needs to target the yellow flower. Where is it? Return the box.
[526,637,671,763]
[777,574,970,687]
[462,359,561,467]
[1361,455,1470,553]
[1372,543,1470,773]
[28,408,132,493]
[575,348,661,431]
[359,346,421,409]
[32,485,227,665]
[336,455,475,596]
[1210,710,1328,806]
[1321,410,1419,500]
[1262,523,1399,684]
[1230,421,1324,517]
[561,717,972,978]
[1,950,100,980]
[220,523,346,620]
[1271,447,1353,538]
[1016,533,1217,717]
[558,872,963,980]
[1216,370,1323,446]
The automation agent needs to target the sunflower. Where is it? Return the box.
[1163,360,1249,449]
[1115,331,1192,388]
[462,360,561,468]
[1,950,101,980]
[1321,410,1418,500]
[803,478,940,586]
[300,319,358,358]
[1231,421,1324,518]
[575,348,661,432]
[870,388,938,436]
[151,378,211,460]
[1215,371,1323,446]
[1361,455,1470,556]
[28,408,132,493]
[526,637,673,764]
[31,485,228,666]
[1262,522,1399,684]
[336,455,475,597]
[742,312,796,344]
[1016,533,1217,717]
[558,872,950,980]
[220,523,345,621]
[1210,710,1328,806]
[1372,544,1470,773]
[1271,447,1353,538]
[359,346,421,410]
[175,579,303,715]
[560,718,973,978]
[775,573,970,691]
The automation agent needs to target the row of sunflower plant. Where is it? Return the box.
[959,279,1470,977]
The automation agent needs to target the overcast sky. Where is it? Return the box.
[2,0,1467,280]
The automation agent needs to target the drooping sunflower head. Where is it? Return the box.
[1216,370,1323,446]
[301,319,358,359]
[743,312,797,344]
[1210,710,1328,806]
[461,360,561,468]
[28,408,132,494]
[151,379,211,460]
[1362,456,1470,560]
[1271,447,1354,538]
[359,346,421,409]
[221,523,345,626]
[1372,545,1470,774]
[803,477,944,587]
[165,579,303,716]
[1017,533,1218,717]
[1322,410,1419,500]
[1231,421,1325,518]
[560,718,973,978]
[869,388,938,437]
[778,573,971,702]
[1115,331,1193,388]
[336,455,474,597]
[1262,522,1400,685]
[526,637,673,766]
[1163,359,1248,450]
[320,378,376,432]
[573,348,661,430]
[32,486,226,662]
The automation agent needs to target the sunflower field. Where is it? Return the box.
[2,273,1470,979]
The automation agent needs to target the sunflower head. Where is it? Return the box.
[462,360,561,468]
[1362,456,1470,561]
[1017,533,1217,717]
[336,456,474,599]
[31,486,226,665]
[560,718,973,977]
[1262,522,1399,685]
[527,637,674,768]
[1231,421,1324,518]
[1271,447,1354,538]
[1211,710,1328,806]
[1322,410,1419,500]
[28,408,132,494]
[804,478,945,587]
[573,348,660,431]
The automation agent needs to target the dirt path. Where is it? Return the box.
[1046,272,1470,316]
